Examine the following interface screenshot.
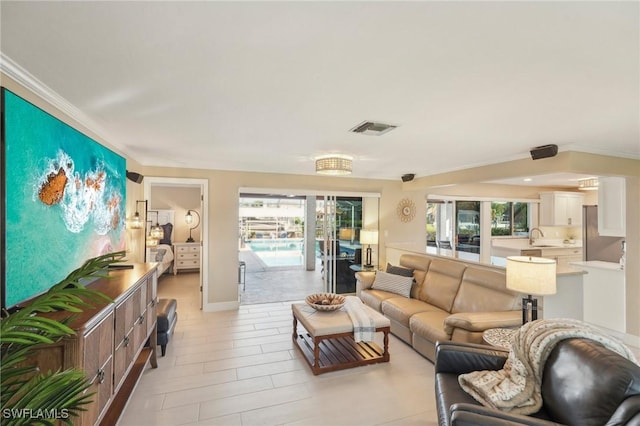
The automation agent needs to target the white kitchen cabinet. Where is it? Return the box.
[598,176,626,237]
[540,247,583,271]
[539,192,584,226]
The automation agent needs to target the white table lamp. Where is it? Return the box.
[506,256,557,324]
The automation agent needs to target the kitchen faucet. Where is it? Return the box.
[529,227,544,245]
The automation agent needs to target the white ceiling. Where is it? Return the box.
[1,1,638,183]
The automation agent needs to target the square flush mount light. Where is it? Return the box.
[349,120,397,136]
[315,155,352,175]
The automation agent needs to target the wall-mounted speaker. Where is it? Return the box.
[530,144,558,160]
[126,170,144,184]
[401,173,415,182]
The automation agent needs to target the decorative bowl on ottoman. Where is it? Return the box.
[305,293,345,311]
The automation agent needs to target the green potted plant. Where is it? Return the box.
[1,251,124,426]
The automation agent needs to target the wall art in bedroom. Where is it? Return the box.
[1,87,126,310]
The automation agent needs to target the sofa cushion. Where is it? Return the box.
[360,289,398,312]
[381,297,440,327]
[541,338,640,426]
[451,267,519,314]
[386,263,414,277]
[371,270,413,298]
[398,254,431,298]
[418,259,467,312]
[410,310,451,342]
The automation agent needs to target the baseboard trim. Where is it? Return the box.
[203,301,239,312]
[623,332,640,349]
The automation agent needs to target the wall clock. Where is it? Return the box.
[397,198,416,223]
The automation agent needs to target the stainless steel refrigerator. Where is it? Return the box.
[583,205,624,263]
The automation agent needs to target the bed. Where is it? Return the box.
[146,209,175,276]
[148,244,174,276]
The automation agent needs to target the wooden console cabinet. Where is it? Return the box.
[29,263,158,425]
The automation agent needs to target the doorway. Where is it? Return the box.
[144,177,208,309]
[238,191,376,305]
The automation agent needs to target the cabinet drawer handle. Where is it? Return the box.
[98,369,105,384]
[138,315,145,325]
[124,336,130,347]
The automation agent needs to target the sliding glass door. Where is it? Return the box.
[317,196,363,294]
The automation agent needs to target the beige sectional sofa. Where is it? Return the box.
[356,253,521,362]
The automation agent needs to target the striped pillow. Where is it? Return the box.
[371,270,413,298]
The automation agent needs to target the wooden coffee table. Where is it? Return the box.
[291,303,390,375]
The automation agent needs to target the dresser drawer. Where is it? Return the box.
[175,259,200,268]
[175,245,200,254]
[176,252,199,260]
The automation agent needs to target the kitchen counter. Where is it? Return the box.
[570,260,624,272]
[491,238,582,250]
[570,260,625,333]
[491,239,583,275]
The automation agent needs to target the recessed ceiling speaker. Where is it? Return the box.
[401,173,415,182]
[530,144,558,160]
[126,170,144,184]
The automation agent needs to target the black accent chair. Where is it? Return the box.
[434,339,640,426]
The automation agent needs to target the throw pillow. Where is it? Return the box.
[154,248,167,262]
[159,223,173,245]
[386,263,414,277]
[371,270,413,298]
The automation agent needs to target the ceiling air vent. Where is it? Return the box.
[349,120,397,136]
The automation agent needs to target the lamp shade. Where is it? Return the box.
[130,212,143,229]
[360,229,379,245]
[506,256,557,295]
[339,228,354,240]
[315,156,352,175]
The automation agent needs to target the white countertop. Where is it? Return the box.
[570,260,624,272]
[492,238,582,250]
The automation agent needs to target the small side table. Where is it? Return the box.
[349,264,376,272]
[482,328,517,349]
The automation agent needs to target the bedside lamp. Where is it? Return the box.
[506,256,557,324]
[360,229,379,268]
[185,209,201,243]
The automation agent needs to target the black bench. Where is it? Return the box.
[156,298,178,356]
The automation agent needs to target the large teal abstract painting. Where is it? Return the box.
[1,88,126,309]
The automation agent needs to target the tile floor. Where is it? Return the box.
[238,249,325,305]
[119,266,640,425]
[118,272,439,426]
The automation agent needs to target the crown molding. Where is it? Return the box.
[0,52,115,146]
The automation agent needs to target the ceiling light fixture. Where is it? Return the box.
[315,155,352,176]
[578,177,599,191]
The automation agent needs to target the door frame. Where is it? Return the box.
[144,176,209,309]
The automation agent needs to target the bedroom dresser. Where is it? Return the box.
[26,263,158,425]
[173,242,201,274]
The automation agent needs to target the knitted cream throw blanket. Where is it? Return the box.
[458,318,638,415]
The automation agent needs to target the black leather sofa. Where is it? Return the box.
[435,339,640,425]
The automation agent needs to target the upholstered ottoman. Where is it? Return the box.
[157,298,178,356]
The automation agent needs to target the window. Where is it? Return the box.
[426,201,453,249]
[456,201,480,254]
[427,198,533,264]
[491,202,529,236]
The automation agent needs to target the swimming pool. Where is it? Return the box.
[246,238,304,267]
